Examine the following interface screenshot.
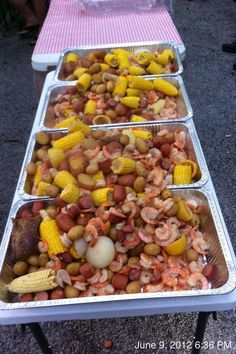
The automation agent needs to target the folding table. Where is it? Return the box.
[31,0,185,95]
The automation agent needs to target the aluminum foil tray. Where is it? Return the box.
[54,41,183,82]
[39,76,192,130]
[0,188,235,310]
[17,122,208,200]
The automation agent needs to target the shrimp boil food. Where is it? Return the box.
[6,127,213,302]
[61,47,176,81]
[48,75,179,127]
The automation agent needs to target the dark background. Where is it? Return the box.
[0,0,236,353]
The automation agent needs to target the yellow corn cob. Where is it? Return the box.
[131,115,147,122]
[137,193,145,198]
[84,99,96,115]
[68,119,92,136]
[135,52,152,66]
[146,61,164,75]
[151,99,166,114]
[61,108,74,118]
[132,129,152,140]
[176,200,193,222]
[111,157,136,174]
[87,52,95,62]
[128,66,146,76]
[100,63,109,71]
[122,129,136,144]
[33,164,42,186]
[7,269,57,294]
[69,245,80,259]
[120,96,140,108]
[173,165,192,185]
[73,67,88,79]
[156,49,175,66]
[48,148,65,168]
[104,53,119,67]
[127,76,154,91]
[52,131,85,151]
[153,78,178,96]
[39,210,67,256]
[92,170,105,181]
[126,88,140,97]
[66,53,78,63]
[36,181,51,196]
[60,184,80,203]
[54,170,77,189]
[117,53,130,70]
[113,76,128,97]
[92,188,113,206]
[112,48,131,56]
[179,159,198,179]
[76,73,92,91]
[54,117,75,129]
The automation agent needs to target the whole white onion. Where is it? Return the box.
[74,238,88,258]
[86,236,115,268]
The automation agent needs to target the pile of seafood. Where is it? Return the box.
[47,75,179,127]
[61,47,176,81]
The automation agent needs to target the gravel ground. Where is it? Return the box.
[0,0,236,353]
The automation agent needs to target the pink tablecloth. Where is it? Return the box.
[34,0,183,55]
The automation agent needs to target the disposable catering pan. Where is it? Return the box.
[38,76,192,130]
[0,187,236,310]
[17,122,208,200]
[54,41,183,82]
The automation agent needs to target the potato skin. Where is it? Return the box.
[111,274,129,290]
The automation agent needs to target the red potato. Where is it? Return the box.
[55,195,67,208]
[115,103,128,116]
[61,252,73,264]
[50,287,65,300]
[160,143,171,157]
[56,213,76,232]
[73,99,85,113]
[32,201,45,216]
[19,293,34,302]
[80,57,92,68]
[106,98,117,108]
[78,195,94,209]
[80,262,95,279]
[111,274,128,290]
[118,174,136,187]
[113,185,126,202]
[93,50,107,59]
[62,204,80,219]
[34,291,49,301]
[76,213,94,226]
[98,158,112,175]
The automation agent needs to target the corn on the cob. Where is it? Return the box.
[54,170,77,189]
[48,148,65,169]
[117,53,130,70]
[151,99,166,114]
[60,184,80,203]
[68,119,92,136]
[92,170,105,181]
[66,53,78,63]
[76,73,92,91]
[69,245,80,259]
[131,115,147,122]
[100,63,109,71]
[154,78,178,96]
[7,269,57,294]
[87,52,95,62]
[126,88,140,97]
[73,67,88,79]
[84,99,96,115]
[179,159,198,179]
[54,117,76,129]
[127,76,154,91]
[61,108,74,118]
[52,131,85,151]
[120,96,140,108]
[39,210,67,256]
[132,129,152,140]
[112,48,131,56]
[128,66,146,76]
[135,52,155,66]
[146,61,164,75]
[104,53,119,67]
[36,181,51,196]
[122,129,136,144]
[33,164,42,186]
[92,188,113,206]
[173,165,192,185]
[176,200,193,222]
[111,157,136,174]
[113,76,128,97]
[156,49,174,66]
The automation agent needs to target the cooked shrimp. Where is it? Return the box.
[185,199,199,210]
[83,224,98,244]
[190,226,203,239]
[162,267,188,288]
[174,130,186,151]
[96,202,114,222]
[154,222,171,242]
[166,217,181,228]
[192,237,209,255]
[138,228,154,243]
[83,145,100,159]
[54,101,72,117]
[187,273,209,290]
[74,280,88,291]
[38,241,48,253]
[122,201,137,219]
[56,269,71,287]
[97,284,115,296]
[87,270,101,284]
[80,289,93,297]
[143,282,164,292]
[140,253,163,271]
[140,207,160,225]
[99,269,108,283]
[102,146,121,159]
[140,270,153,284]
[60,233,73,249]
[189,261,203,274]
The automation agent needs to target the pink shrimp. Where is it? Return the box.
[83,224,98,244]
[54,101,72,117]
[83,145,100,159]
[74,281,88,292]
[115,241,128,253]
[174,130,186,151]
[140,270,153,284]
[140,253,163,271]
[38,241,48,253]
[87,270,101,284]
[189,261,203,274]
[143,282,164,292]
[159,108,174,118]
[97,284,115,296]
[165,101,177,110]
[122,201,137,219]
[80,289,93,297]
[140,207,160,225]
[190,226,203,239]
[192,237,209,255]
[161,267,188,288]
[96,201,114,221]
[154,222,171,242]
[147,167,167,187]
[56,269,71,287]
[187,273,209,290]
[109,253,126,272]
[51,255,62,271]
[102,146,121,159]
[110,208,127,219]
[138,227,154,243]
[124,232,141,249]
[96,99,107,110]
[146,90,159,104]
